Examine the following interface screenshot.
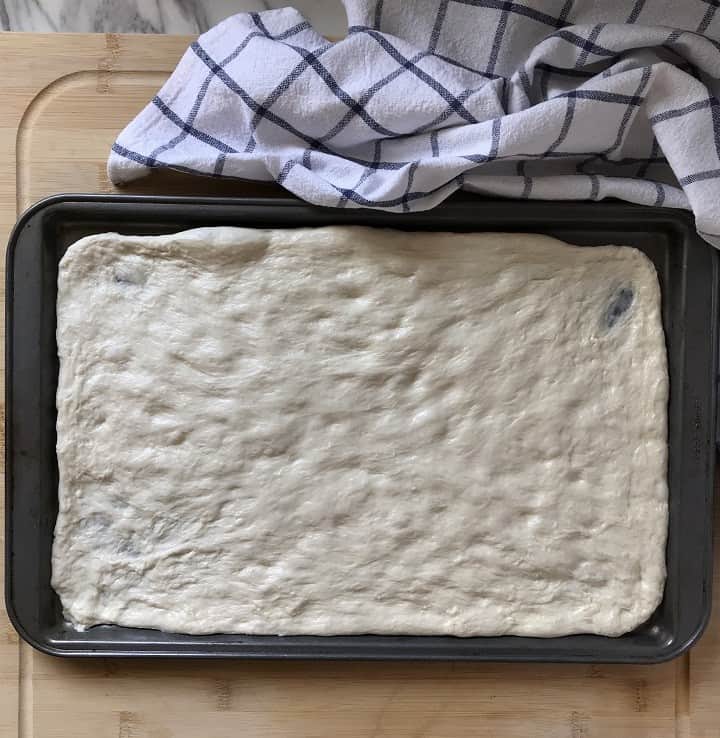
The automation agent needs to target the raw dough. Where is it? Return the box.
[52,227,668,637]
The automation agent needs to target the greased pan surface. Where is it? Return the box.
[5,194,716,661]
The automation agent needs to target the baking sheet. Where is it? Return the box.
[5,194,717,661]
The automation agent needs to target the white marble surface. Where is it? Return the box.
[0,0,347,37]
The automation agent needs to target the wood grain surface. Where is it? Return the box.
[1,31,718,738]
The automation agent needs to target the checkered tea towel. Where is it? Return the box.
[108,0,720,247]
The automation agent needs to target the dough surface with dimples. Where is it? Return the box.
[52,226,668,637]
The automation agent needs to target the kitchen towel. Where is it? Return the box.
[108,0,720,247]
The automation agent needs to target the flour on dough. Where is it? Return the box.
[52,227,668,637]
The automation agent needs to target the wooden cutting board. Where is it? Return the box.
[1,31,718,738]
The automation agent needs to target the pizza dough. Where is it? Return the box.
[52,226,668,637]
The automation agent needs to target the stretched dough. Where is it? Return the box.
[52,227,668,637]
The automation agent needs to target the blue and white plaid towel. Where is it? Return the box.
[109,0,720,247]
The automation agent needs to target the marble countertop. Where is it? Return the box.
[0,0,347,37]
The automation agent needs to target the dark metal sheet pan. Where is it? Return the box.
[5,194,717,661]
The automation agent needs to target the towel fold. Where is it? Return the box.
[109,0,720,247]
